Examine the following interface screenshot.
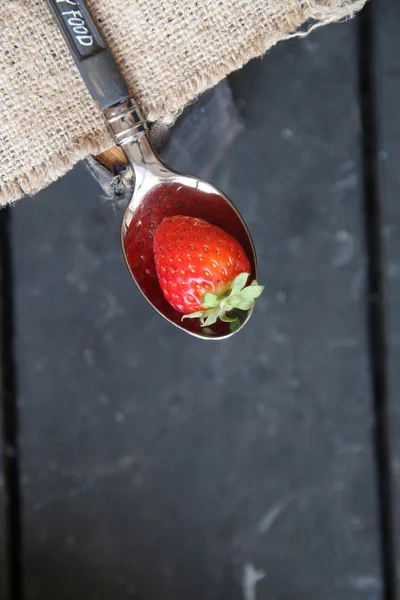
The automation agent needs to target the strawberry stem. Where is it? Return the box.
[182,273,264,328]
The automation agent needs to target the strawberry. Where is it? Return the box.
[153,215,263,327]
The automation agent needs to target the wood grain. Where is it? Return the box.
[95,147,127,172]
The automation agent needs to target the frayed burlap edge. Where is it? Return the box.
[1,0,366,206]
[2,130,112,207]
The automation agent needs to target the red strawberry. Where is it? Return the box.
[153,215,263,327]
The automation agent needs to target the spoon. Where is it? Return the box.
[46,0,258,339]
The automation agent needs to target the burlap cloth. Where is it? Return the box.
[0,0,365,206]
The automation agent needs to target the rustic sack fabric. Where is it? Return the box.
[0,0,365,206]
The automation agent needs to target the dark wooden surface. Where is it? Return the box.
[0,4,399,600]
[214,18,382,599]
[0,391,7,600]
[377,0,400,594]
[0,210,11,600]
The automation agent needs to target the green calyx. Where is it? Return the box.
[182,272,264,328]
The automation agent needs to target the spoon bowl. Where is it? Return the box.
[121,173,257,340]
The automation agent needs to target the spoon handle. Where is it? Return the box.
[46,0,130,111]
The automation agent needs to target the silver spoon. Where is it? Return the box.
[47,0,258,339]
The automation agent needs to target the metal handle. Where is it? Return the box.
[46,0,130,110]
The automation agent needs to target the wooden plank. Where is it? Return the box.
[13,19,382,600]
[0,401,8,600]
[375,0,400,595]
[0,209,10,600]
[212,19,383,599]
